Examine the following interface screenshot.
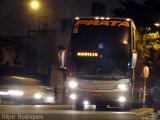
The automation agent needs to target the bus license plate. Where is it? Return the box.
[92,93,102,97]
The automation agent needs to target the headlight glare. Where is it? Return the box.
[8,90,24,96]
[0,91,8,96]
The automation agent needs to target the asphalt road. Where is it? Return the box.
[0,105,141,120]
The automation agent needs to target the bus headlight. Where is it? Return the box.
[68,81,78,89]
[118,96,126,103]
[8,90,24,96]
[117,84,130,91]
[34,93,42,99]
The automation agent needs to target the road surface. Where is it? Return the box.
[0,105,141,120]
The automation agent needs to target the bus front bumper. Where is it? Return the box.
[68,88,132,106]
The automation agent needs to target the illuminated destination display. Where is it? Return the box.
[77,52,99,57]
[74,20,130,27]
[73,19,130,33]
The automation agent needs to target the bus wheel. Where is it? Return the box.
[75,101,84,110]
[132,103,142,109]
[122,104,132,111]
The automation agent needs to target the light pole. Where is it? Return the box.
[143,66,149,107]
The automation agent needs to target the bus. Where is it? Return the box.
[58,17,143,110]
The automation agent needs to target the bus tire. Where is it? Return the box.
[132,103,141,109]
[75,101,84,110]
[122,104,132,111]
[96,103,106,111]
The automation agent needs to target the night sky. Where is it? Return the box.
[0,0,145,36]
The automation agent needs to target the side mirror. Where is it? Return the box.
[58,50,68,70]
[131,50,137,69]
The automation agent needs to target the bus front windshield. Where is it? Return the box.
[70,22,131,79]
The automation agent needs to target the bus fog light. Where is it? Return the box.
[45,96,55,103]
[69,93,77,100]
[118,96,126,103]
[83,100,89,105]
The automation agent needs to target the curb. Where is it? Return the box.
[131,108,153,116]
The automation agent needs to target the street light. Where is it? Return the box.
[154,23,160,27]
[0,0,40,22]
[30,0,40,10]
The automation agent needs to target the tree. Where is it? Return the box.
[136,27,160,78]
[112,0,160,77]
